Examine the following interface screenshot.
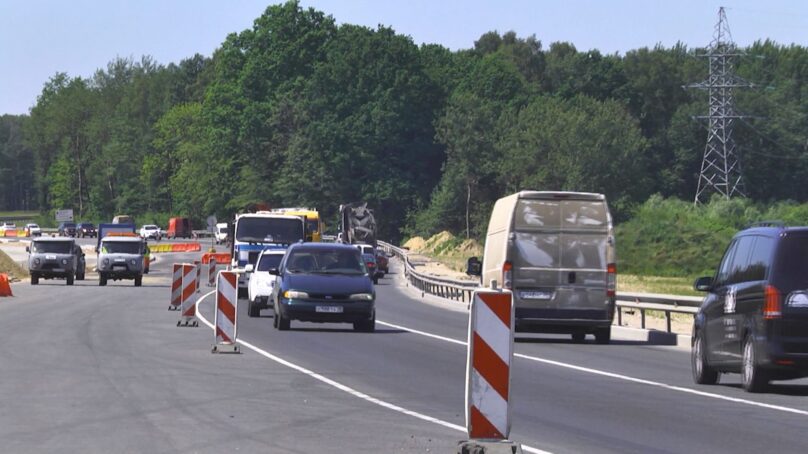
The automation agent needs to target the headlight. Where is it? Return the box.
[283,290,309,299]
[61,259,68,265]
[33,258,40,265]
[349,293,374,301]
[130,259,137,265]
[103,258,109,265]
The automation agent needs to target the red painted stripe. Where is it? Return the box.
[472,332,509,401]
[216,327,232,343]
[478,292,511,326]
[469,405,505,439]
[218,293,236,322]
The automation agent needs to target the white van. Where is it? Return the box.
[468,191,616,343]
[215,222,229,244]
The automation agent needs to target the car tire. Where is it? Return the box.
[372,277,379,285]
[276,307,290,331]
[248,300,260,317]
[354,313,376,333]
[134,276,142,287]
[571,331,586,343]
[742,335,768,393]
[273,304,279,329]
[66,275,74,286]
[594,327,611,344]
[692,330,719,385]
[31,274,39,285]
[99,274,107,286]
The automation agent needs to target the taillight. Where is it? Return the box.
[764,285,782,319]
[607,263,616,297]
[502,261,513,289]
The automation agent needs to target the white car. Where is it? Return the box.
[0,222,16,233]
[25,223,42,237]
[246,249,286,317]
[139,224,162,240]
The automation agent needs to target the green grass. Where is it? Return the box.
[618,274,700,296]
[0,248,29,280]
[0,210,39,219]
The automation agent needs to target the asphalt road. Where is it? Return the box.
[2,250,808,453]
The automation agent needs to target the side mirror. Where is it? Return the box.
[268,268,279,276]
[694,276,713,292]
[245,264,255,273]
[466,257,482,276]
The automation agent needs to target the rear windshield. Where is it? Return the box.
[62,223,76,228]
[514,232,606,269]
[285,249,365,275]
[515,200,609,230]
[79,223,94,228]
[32,241,72,254]
[236,217,304,244]
[773,235,808,291]
[257,254,283,271]
[101,241,141,254]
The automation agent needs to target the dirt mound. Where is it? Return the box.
[423,231,455,254]
[457,238,483,256]
[403,236,426,252]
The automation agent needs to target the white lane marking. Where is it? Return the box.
[192,292,550,454]
[376,320,808,417]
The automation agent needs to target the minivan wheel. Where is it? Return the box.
[66,275,74,286]
[354,312,376,333]
[594,327,611,344]
[99,274,107,286]
[692,331,719,385]
[31,274,39,285]
[571,331,586,343]
[742,335,769,393]
[276,308,290,331]
[134,276,142,287]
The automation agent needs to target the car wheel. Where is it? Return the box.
[276,307,290,331]
[354,312,376,332]
[66,275,74,286]
[372,277,379,285]
[571,331,586,343]
[692,330,719,385]
[99,274,107,286]
[273,304,279,329]
[248,300,260,317]
[31,274,39,285]
[742,335,768,392]
[134,276,142,287]
[594,327,611,344]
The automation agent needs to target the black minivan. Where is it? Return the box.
[692,222,808,392]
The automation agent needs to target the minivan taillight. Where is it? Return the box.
[502,261,513,290]
[764,285,782,319]
[607,263,616,298]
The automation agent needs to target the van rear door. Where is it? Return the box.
[512,196,612,317]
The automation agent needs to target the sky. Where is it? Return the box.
[2,0,807,115]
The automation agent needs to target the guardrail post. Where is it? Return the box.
[617,306,622,326]
[666,311,671,333]
[640,310,646,329]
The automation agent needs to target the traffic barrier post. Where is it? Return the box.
[0,273,13,297]
[194,260,201,293]
[169,264,183,310]
[207,258,217,287]
[212,270,240,353]
[177,263,198,327]
[459,287,522,453]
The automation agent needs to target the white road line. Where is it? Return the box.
[376,320,808,417]
[193,292,551,454]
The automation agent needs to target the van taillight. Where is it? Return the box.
[607,263,616,297]
[502,261,513,289]
[764,285,782,319]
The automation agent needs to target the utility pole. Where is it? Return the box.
[687,7,755,204]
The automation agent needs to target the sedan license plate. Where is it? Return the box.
[520,291,552,300]
[315,306,343,313]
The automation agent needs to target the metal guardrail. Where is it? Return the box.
[378,240,703,334]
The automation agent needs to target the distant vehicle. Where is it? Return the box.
[215,222,228,244]
[24,223,41,237]
[139,224,162,240]
[467,191,616,344]
[0,222,17,234]
[362,252,380,284]
[76,222,96,238]
[26,237,80,285]
[270,208,323,242]
[375,247,389,274]
[246,249,286,317]
[57,222,77,237]
[692,222,808,392]
[97,235,145,287]
[112,215,134,224]
[270,242,375,332]
[339,202,376,247]
[230,212,306,295]
[167,217,191,239]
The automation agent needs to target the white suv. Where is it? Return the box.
[139,225,162,240]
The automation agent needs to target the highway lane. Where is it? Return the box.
[207,258,808,454]
[4,248,808,453]
[0,252,456,453]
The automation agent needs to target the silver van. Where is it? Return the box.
[467,191,616,343]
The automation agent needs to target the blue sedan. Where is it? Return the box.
[270,243,376,332]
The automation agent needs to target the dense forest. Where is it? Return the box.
[3,1,808,242]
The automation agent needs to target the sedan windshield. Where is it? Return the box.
[236,218,304,244]
[101,241,141,254]
[286,249,365,275]
[257,254,284,271]
[32,241,72,254]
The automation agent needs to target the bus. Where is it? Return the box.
[270,208,323,242]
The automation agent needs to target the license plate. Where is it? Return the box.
[114,258,125,263]
[316,306,343,313]
[46,255,56,260]
[520,291,552,300]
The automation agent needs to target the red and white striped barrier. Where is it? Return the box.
[212,270,240,353]
[177,263,198,327]
[207,258,217,287]
[169,264,183,311]
[194,260,202,293]
[464,288,515,442]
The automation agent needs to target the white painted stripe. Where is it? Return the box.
[193,292,551,454]
[376,320,808,418]
[474,297,511,364]
[471,369,508,436]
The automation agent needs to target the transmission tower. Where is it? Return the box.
[687,7,755,204]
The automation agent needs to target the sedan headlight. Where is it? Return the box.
[349,293,374,301]
[283,290,309,299]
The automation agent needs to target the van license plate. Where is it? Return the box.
[520,291,552,300]
[316,306,343,313]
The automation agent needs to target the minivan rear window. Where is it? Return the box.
[774,235,808,291]
[515,200,608,230]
